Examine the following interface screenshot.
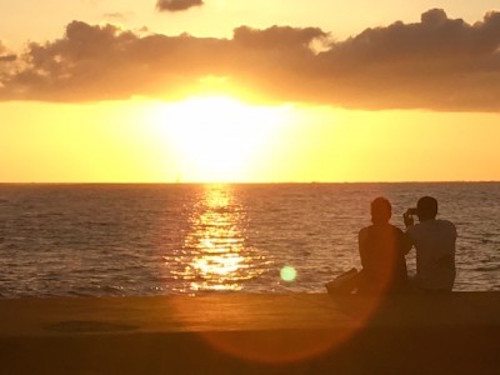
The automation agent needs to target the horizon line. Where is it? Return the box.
[0,180,499,185]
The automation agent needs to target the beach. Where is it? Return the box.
[1,293,499,374]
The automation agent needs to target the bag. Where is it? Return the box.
[325,268,359,294]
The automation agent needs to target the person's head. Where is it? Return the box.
[371,197,392,225]
[417,196,438,221]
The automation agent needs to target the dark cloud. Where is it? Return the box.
[0,54,16,62]
[0,42,8,55]
[0,42,16,89]
[1,9,499,111]
[0,42,16,64]
[233,25,327,49]
[156,0,204,12]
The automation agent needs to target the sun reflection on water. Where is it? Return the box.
[171,184,267,293]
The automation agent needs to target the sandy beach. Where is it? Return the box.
[0,293,499,374]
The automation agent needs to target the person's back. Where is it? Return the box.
[359,223,408,293]
[358,197,408,294]
[405,197,457,292]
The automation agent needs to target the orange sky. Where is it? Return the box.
[1,1,499,182]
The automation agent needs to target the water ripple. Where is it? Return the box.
[0,182,499,296]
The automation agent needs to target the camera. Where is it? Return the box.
[403,207,418,227]
[406,208,418,216]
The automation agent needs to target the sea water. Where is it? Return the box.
[0,183,499,297]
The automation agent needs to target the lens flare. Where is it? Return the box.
[280,266,297,282]
[163,186,397,365]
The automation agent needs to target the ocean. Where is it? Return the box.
[0,183,498,297]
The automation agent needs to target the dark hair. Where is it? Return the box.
[417,196,438,220]
[371,197,392,224]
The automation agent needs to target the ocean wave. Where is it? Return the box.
[0,182,499,296]
[473,265,500,272]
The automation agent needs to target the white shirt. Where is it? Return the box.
[406,219,457,292]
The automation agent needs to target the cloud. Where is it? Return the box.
[0,54,16,62]
[1,9,499,111]
[233,25,327,49]
[0,42,16,63]
[156,0,204,12]
[103,12,127,20]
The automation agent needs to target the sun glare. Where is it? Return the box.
[154,96,288,182]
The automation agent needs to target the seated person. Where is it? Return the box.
[357,197,409,294]
[404,196,457,293]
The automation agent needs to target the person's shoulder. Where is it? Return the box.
[385,224,404,237]
[436,219,456,228]
[359,225,377,240]
[359,225,372,236]
[437,219,457,234]
[389,224,404,232]
[441,219,455,225]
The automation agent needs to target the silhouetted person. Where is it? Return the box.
[357,197,409,294]
[404,196,457,293]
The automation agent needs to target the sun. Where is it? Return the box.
[155,96,288,182]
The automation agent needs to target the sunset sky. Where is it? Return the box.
[1,0,499,183]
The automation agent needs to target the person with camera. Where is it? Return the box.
[404,196,457,293]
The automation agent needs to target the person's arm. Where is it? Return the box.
[402,211,415,255]
[400,229,413,255]
[358,228,368,270]
[403,210,414,228]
